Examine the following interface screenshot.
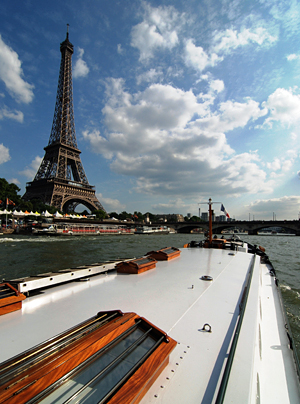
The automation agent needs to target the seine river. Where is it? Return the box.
[1,232,299,358]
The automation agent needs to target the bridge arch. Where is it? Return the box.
[174,220,300,235]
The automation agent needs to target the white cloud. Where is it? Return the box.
[117,44,123,55]
[184,27,277,73]
[84,79,272,198]
[8,178,20,185]
[287,54,300,61]
[0,143,10,164]
[151,198,191,213]
[267,157,281,171]
[263,87,300,127]
[73,47,89,78]
[209,79,224,93]
[96,193,125,212]
[0,35,34,103]
[266,151,297,176]
[136,68,162,85]
[281,159,294,172]
[131,3,179,60]
[0,106,23,122]
[83,129,113,159]
[184,39,221,72]
[291,132,298,141]
[212,27,277,54]
[19,155,42,180]
[195,98,268,132]
[247,196,300,219]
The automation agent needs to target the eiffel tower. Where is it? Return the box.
[23,29,105,213]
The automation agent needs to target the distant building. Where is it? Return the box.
[201,212,208,221]
[154,214,184,222]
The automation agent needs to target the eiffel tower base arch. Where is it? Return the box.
[23,179,105,213]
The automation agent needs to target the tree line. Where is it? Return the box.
[0,178,202,222]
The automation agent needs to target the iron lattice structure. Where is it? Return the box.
[23,31,105,213]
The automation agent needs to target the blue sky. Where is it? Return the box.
[0,0,300,219]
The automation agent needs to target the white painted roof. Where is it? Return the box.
[0,247,299,403]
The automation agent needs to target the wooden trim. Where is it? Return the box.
[0,283,26,315]
[0,310,124,373]
[0,294,26,308]
[146,247,181,261]
[116,257,157,274]
[0,311,177,404]
[0,301,23,316]
[0,313,138,403]
[109,338,177,404]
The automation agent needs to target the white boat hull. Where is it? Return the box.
[0,243,299,403]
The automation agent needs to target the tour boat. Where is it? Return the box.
[32,223,133,236]
[134,226,170,234]
[0,202,299,403]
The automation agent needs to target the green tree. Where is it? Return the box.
[108,212,120,220]
[118,211,132,221]
[93,209,107,220]
[184,215,201,222]
[0,178,22,209]
[133,211,144,221]
[28,199,58,214]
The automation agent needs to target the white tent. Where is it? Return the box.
[12,210,24,216]
[42,210,53,217]
[53,211,63,218]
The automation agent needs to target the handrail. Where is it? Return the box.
[215,254,256,404]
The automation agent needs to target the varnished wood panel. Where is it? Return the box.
[109,338,177,404]
[0,301,22,316]
[0,313,138,403]
[0,311,177,404]
[0,283,26,315]
[146,247,181,261]
[116,258,157,274]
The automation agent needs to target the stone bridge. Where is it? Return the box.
[170,220,300,235]
[53,218,300,235]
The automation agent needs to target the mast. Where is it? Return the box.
[208,198,213,244]
[199,198,221,246]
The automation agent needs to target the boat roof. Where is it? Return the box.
[0,247,299,403]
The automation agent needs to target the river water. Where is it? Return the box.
[1,233,299,358]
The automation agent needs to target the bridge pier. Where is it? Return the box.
[248,229,258,235]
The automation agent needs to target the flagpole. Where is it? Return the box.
[199,199,221,246]
[208,198,213,244]
[5,197,8,228]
